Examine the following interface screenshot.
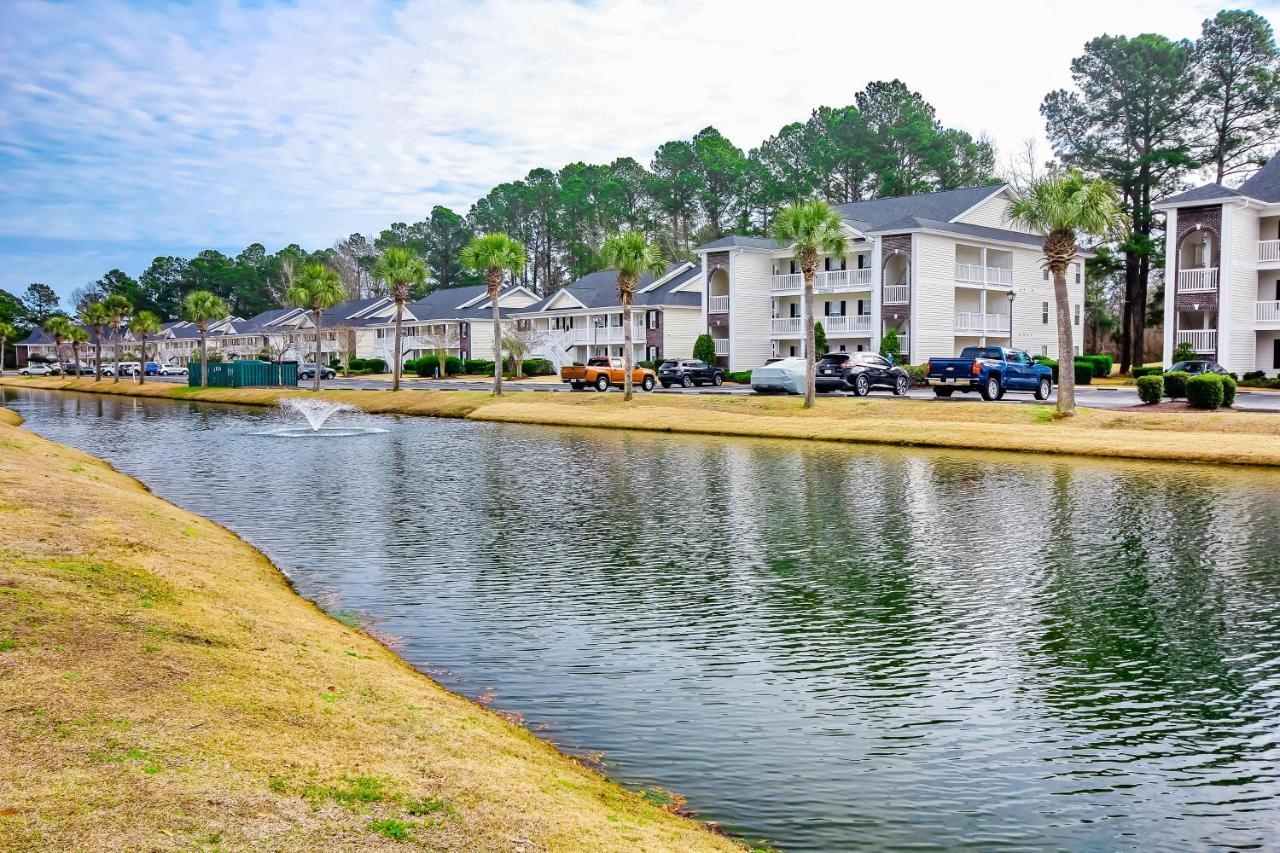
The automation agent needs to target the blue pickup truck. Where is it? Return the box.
[926,346,1053,401]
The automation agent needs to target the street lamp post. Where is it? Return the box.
[1007,290,1016,348]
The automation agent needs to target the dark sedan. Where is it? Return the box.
[1169,360,1229,375]
[297,364,336,380]
[658,358,724,388]
[815,352,910,396]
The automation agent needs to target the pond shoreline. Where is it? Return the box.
[0,406,738,850]
[3,375,1280,466]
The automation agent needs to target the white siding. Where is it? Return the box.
[730,251,775,370]
[469,320,498,361]
[660,306,703,358]
[1009,243,1080,360]
[496,290,542,308]
[913,233,959,361]
[954,191,1032,232]
[1225,204,1259,373]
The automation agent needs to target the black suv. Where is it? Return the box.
[658,359,724,388]
[816,352,910,396]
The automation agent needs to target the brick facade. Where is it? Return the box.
[880,234,913,344]
[1172,205,1222,359]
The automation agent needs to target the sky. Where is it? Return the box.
[2,0,1277,305]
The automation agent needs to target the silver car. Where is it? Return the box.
[751,357,808,395]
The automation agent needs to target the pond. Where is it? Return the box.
[6,387,1280,850]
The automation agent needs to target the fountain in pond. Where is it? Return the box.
[256,397,387,438]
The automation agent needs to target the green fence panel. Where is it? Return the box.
[188,361,298,388]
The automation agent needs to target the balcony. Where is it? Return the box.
[708,295,730,314]
[713,338,729,356]
[882,284,910,304]
[955,264,1013,286]
[1177,268,1218,292]
[772,315,871,337]
[1260,240,1280,264]
[771,268,872,294]
[955,312,1011,334]
[1176,329,1217,353]
[1258,301,1280,324]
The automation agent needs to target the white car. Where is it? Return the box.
[158,365,188,376]
[750,357,808,395]
[18,363,59,376]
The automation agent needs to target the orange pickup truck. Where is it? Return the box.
[561,356,657,392]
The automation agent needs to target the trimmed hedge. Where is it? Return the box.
[1136,375,1164,405]
[1243,370,1266,382]
[1220,374,1237,408]
[902,364,929,387]
[1242,375,1280,389]
[1034,357,1094,385]
[463,359,495,375]
[1079,354,1112,379]
[1131,365,1163,379]
[1186,373,1224,410]
[522,358,554,376]
[1163,371,1190,400]
[409,355,463,377]
[726,370,752,384]
[1074,362,1094,385]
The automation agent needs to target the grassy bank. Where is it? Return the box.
[4,375,1280,466]
[0,409,738,851]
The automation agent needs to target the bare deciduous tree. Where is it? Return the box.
[419,324,460,378]
[501,321,543,380]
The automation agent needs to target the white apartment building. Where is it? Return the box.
[363,284,542,364]
[1155,152,1280,376]
[694,184,1087,371]
[515,262,703,369]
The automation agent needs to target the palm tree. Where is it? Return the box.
[182,290,228,389]
[81,301,109,381]
[100,294,132,384]
[43,316,74,375]
[371,248,428,392]
[773,200,848,408]
[461,233,527,396]
[131,311,161,385]
[287,264,347,392]
[0,322,13,376]
[599,232,665,401]
[68,326,89,377]
[1008,169,1125,416]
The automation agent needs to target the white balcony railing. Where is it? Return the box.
[708,295,730,313]
[1260,240,1280,263]
[770,268,873,294]
[821,314,872,336]
[713,338,729,356]
[1177,329,1217,353]
[552,323,645,347]
[771,317,804,337]
[955,312,1011,333]
[955,264,1013,286]
[1178,268,1218,292]
[1257,301,1280,323]
[882,284,910,304]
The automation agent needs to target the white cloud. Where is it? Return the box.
[0,0,1274,297]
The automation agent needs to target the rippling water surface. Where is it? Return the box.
[7,388,1280,850]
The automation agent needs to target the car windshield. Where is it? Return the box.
[960,346,1005,360]
[587,358,611,366]
[659,361,678,369]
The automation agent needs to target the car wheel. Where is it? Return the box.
[854,374,870,396]
[595,375,610,392]
[571,381,584,391]
[934,387,954,398]
[682,375,694,388]
[1035,378,1051,401]
[660,381,671,389]
[980,375,1001,402]
[894,376,909,396]
[642,375,655,392]
[712,373,723,386]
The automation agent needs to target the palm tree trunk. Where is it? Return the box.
[200,328,209,388]
[313,310,324,393]
[1054,267,1076,416]
[392,300,404,392]
[803,268,816,409]
[622,290,634,402]
[113,325,121,383]
[490,271,503,396]
[0,335,5,376]
[94,336,102,382]
[138,337,146,385]
[72,342,80,377]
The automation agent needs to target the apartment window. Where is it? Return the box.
[823,257,831,271]
[838,344,847,352]
[789,303,800,318]
[647,310,659,330]
[1074,345,1082,357]
[839,257,848,271]
[857,254,869,270]
[1073,304,1081,326]
[1042,268,1050,281]
[789,345,797,357]
[1042,301,1049,324]
[1073,263,1082,284]
[646,345,660,361]
[1041,345,1048,357]
[790,260,799,274]
[611,313,623,327]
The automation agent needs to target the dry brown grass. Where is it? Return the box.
[5,374,1280,466]
[0,413,738,852]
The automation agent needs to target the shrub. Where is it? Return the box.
[725,370,752,384]
[1136,375,1164,404]
[348,357,365,371]
[693,334,716,365]
[1163,370,1190,400]
[903,364,929,386]
[1243,370,1266,382]
[1186,373,1224,409]
[1074,362,1093,385]
[463,358,495,375]
[362,357,387,374]
[813,322,828,356]
[1131,365,1163,379]
[522,358,554,376]
[879,327,901,363]
[328,358,341,369]
[1220,374,1237,407]
[1172,341,1197,362]
[1082,354,1112,378]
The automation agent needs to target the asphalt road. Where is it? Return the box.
[126,373,1280,413]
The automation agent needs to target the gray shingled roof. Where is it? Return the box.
[1159,183,1245,206]
[868,216,1054,249]
[520,263,701,313]
[1238,153,1280,203]
[835,184,1005,228]
[696,235,782,251]
[403,284,531,322]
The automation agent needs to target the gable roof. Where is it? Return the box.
[400,284,532,323]
[696,235,782,251]
[1238,153,1280,203]
[518,263,702,313]
[1158,183,1245,207]
[835,184,1006,229]
[867,216,1055,250]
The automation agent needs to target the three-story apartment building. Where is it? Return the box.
[1155,152,1280,376]
[695,184,1087,371]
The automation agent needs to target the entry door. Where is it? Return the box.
[1275,339,1280,370]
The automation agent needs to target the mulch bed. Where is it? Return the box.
[1130,401,1236,413]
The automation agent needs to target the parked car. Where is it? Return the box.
[927,346,1052,401]
[750,357,807,395]
[1169,359,1228,375]
[658,358,724,388]
[117,362,142,377]
[18,363,59,376]
[562,356,657,392]
[815,352,910,396]
[144,362,161,376]
[297,364,336,380]
[158,364,188,376]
